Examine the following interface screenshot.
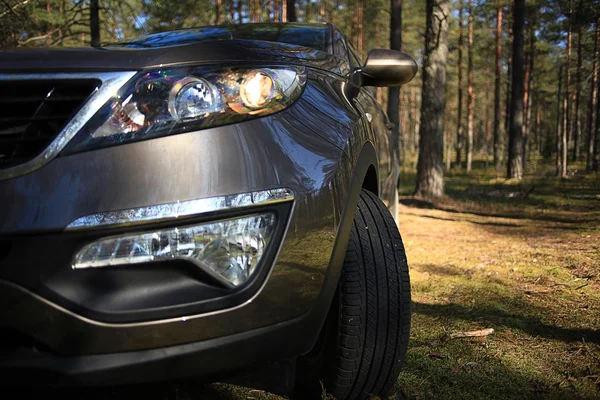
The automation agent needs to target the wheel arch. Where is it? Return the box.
[298,142,380,352]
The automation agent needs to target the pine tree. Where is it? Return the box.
[507,0,524,180]
[416,0,449,197]
[494,0,503,170]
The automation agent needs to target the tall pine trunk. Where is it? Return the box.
[494,0,502,170]
[556,65,563,175]
[90,0,100,47]
[357,0,364,54]
[466,0,474,172]
[387,0,402,217]
[286,0,296,22]
[573,24,583,161]
[595,51,600,171]
[587,20,599,172]
[215,0,222,24]
[416,0,449,197]
[522,9,535,171]
[507,0,525,180]
[560,2,572,178]
[456,0,464,167]
[505,6,512,151]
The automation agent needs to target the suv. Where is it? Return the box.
[0,23,416,399]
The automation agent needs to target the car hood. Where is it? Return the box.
[0,39,342,74]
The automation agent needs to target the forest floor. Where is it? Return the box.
[28,160,600,399]
[393,160,600,399]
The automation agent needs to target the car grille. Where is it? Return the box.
[0,79,100,170]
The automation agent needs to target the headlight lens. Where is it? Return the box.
[63,66,306,154]
[72,213,276,287]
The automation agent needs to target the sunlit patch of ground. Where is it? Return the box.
[395,160,600,399]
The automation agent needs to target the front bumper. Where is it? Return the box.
[0,79,359,382]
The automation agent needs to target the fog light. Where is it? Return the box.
[72,213,276,287]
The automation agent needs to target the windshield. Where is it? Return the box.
[110,23,331,53]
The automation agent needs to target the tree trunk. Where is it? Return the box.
[494,0,502,170]
[572,23,582,161]
[485,83,492,168]
[90,0,100,47]
[587,19,599,173]
[507,0,524,180]
[595,52,600,171]
[416,0,449,197]
[237,0,243,23]
[216,0,222,24]
[456,0,464,167]
[560,2,572,178]
[327,0,334,23]
[556,65,563,175]
[286,0,296,22]
[522,9,535,171]
[411,86,417,151]
[387,0,402,213]
[466,0,474,172]
[59,0,64,45]
[357,0,364,54]
[319,0,325,22]
[505,6,512,145]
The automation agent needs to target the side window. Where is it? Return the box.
[346,40,363,69]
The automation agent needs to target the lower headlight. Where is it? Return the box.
[72,213,276,287]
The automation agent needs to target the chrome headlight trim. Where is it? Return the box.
[66,188,295,231]
[0,71,137,181]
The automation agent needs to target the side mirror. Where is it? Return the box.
[360,49,418,87]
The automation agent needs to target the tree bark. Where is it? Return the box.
[522,9,535,171]
[357,0,364,54]
[587,20,599,173]
[286,0,296,22]
[573,23,582,161]
[237,0,243,23]
[559,1,572,177]
[507,0,524,180]
[215,0,222,24]
[466,0,474,172]
[556,64,563,175]
[456,0,464,167]
[494,0,502,170]
[595,50,600,171]
[387,0,402,213]
[90,0,100,47]
[505,5,512,146]
[416,0,449,197]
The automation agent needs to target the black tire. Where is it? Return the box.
[325,189,411,400]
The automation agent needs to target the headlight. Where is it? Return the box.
[63,66,306,154]
[72,213,276,287]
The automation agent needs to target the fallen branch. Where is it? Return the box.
[448,328,494,340]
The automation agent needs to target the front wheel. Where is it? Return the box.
[309,189,411,400]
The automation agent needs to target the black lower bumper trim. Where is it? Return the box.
[0,315,313,387]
